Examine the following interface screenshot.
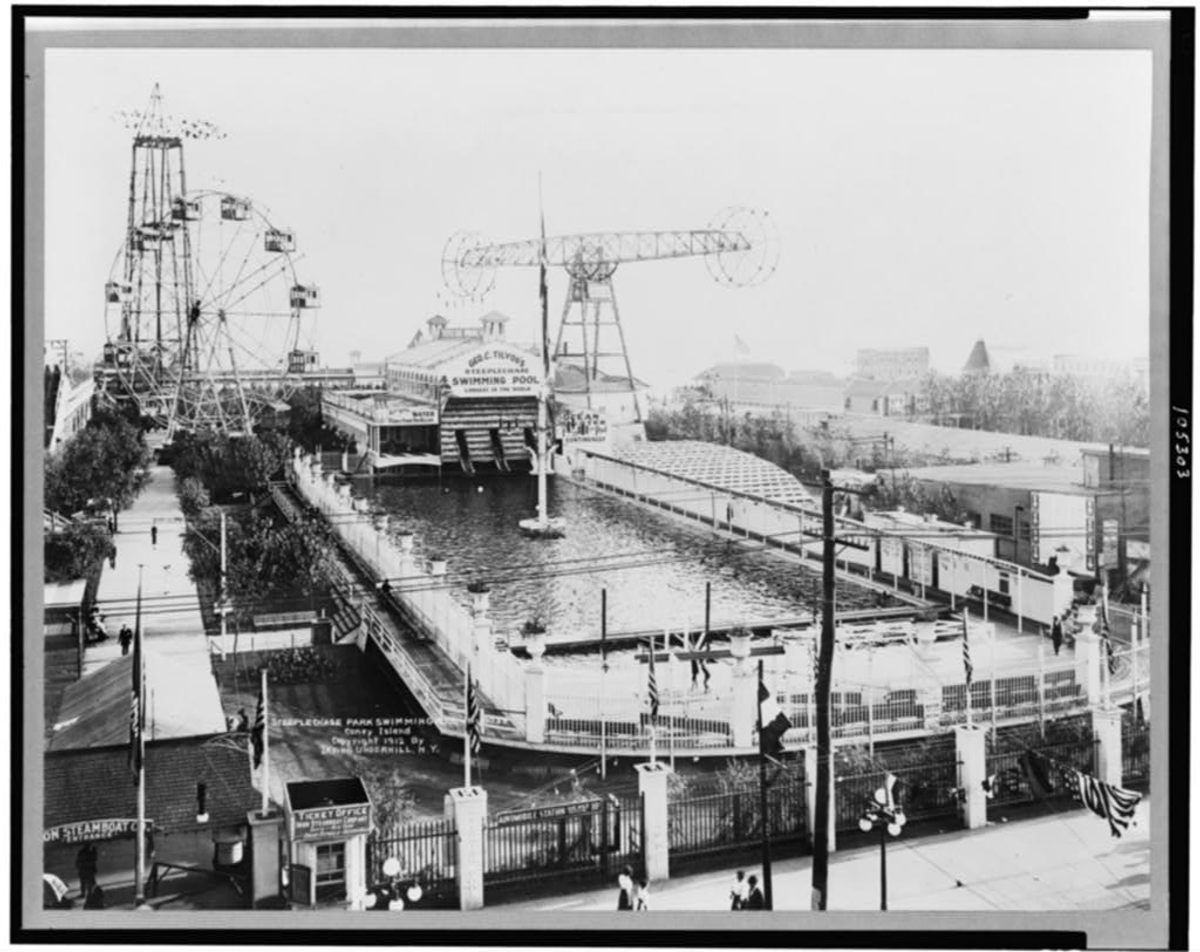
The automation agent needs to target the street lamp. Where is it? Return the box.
[857,773,906,910]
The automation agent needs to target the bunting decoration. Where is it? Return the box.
[128,601,143,785]
[1071,770,1142,838]
[647,637,660,720]
[961,613,974,688]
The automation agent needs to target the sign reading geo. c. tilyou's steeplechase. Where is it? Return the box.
[44,819,154,844]
[442,346,541,399]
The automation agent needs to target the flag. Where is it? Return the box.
[128,588,144,785]
[537,176,550,373]
[758,669,792,758]
[466,668,482,755]
[1096,598,1117,675]
[251,681,266,769]
[961,613,973,689]
[647,637,659,720]
[734,335,750,356]
[1017,750,1057,798]
[1072,770,1142,837]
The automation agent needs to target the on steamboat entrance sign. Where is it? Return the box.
[44,819,154,844]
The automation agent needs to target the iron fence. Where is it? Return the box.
[484,794,643,891]
[1122,721,1150,789]
[984,736,1095,808]
[367,820,458,906]
[667,776,807,864]
[834,752,960,831]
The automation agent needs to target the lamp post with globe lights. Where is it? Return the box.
[857,773,906,910]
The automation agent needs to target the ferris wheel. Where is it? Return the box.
[103,189,319,435]
[99,85,319,436]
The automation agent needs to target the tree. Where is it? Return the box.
[44,412,150,516]
[44,520,114,583]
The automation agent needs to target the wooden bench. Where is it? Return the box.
[252,611,318,631]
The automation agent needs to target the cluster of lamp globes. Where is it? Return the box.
[361,857,423,911]
[858,773,908,837]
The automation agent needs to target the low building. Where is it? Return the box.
[896,451,1150,589]
[843,377,922,417]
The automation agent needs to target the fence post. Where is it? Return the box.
[955,726,987,830]
[729,636,756,749]
[524,639,547,744]
[1077,632,1102,706]
[1091,706,1123,787]
[445,786,487,911]
[803,746,836,854]
[635,762,671,883]
[246,810,285,908]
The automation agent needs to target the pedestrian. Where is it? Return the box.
[93,615,109,643]
[1051,615,1064,656]
[150,522,158,548]
[75,842,98,901]
[83,884,106,910]
[634,876,650,910]
[745,873,765,910]
[729,869,748,910]
[616,865,634,910]
[118,625,133,656]
[108,545,116,570]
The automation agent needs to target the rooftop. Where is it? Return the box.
[899,460,1094,495]
[605,440,814,508]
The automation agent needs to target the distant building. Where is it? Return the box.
[1052,353,1148,387]
[962,340,992,376]
[843,377,922,417]
[695,363,844,415]
[855,347,930,381]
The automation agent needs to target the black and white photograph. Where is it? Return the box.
[17,10,1186,948]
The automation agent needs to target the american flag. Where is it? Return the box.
[466,667,482,755]
[1097,598,1117,675]
[251,682,266,769]
[647,637,659,720]
[962,613,973,688]
[1072,770,1142,837]
[128,583,143,785]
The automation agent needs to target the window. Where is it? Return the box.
[1017,518,1031,541]
[989,514,1014,537]
[315,842,347,902]
[998,574,1010,595]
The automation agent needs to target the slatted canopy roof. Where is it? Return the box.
[607,440,814,508]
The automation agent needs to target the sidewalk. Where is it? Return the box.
[497,802,1151,913]
[85,465,211,676]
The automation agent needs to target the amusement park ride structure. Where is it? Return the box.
[441,202,779,536]
[98,85,320,437]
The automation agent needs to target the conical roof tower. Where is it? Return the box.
[963,339,991,375]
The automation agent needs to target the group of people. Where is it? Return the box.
[729,869,765,910]
[615,866,650,910]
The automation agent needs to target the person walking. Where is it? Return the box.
[74,842,98,902]
[1051,615,1064,656]
[729,870,749,910]
[118,625,133,656]
[745,873,765,910]
[616,865,634,910]
[150,522,158,549]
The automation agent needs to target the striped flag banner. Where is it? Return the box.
[757,665,792,758]
[251,682,266,769]
[962,613,974,687]
[1072,770,1142,837]
[128,582,144,785]
[466,667,482,755]
[647,636,659,720]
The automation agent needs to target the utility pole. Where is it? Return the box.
[757,658,774,910]
[812,470,835,910]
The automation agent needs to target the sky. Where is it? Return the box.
[43,45,1153,389]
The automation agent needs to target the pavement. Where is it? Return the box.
[496,801,1151,913]
[85,464,212,676]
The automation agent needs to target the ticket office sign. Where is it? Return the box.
[291,804,372,842]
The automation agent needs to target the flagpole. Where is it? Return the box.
[757,658,773,911]
[963,610,973,731]
[134,564,146,906]
[649,634,657,766]
[599,589,607,780]
[261,667,269,817]
[464,662,472,789]
[1102,580,1112,709]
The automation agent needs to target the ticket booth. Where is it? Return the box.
[284,778,372,907]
